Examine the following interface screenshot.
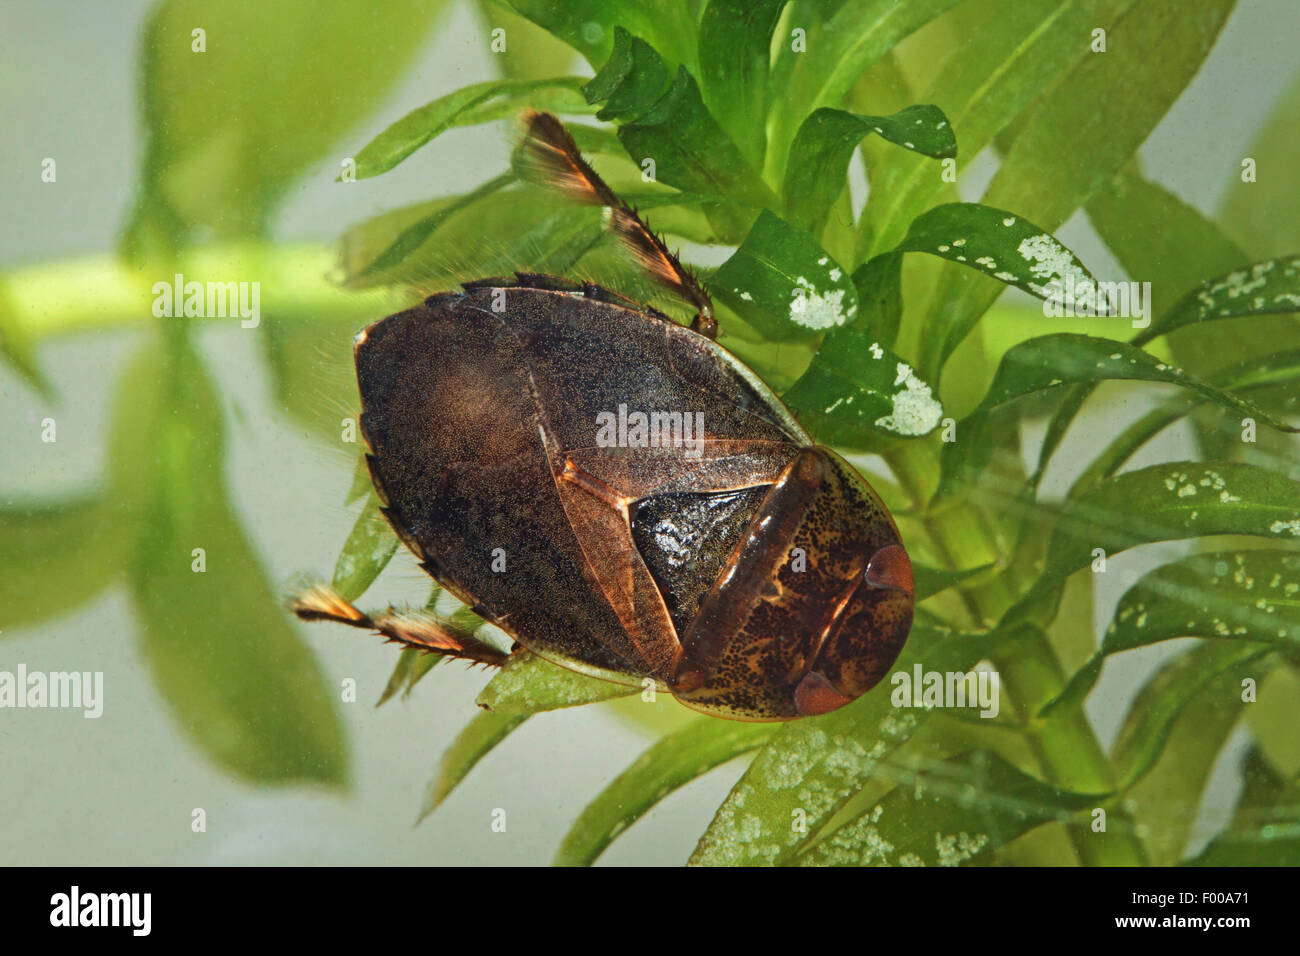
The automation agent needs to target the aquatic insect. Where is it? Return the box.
[295,112,912,720]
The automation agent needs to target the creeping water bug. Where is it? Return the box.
[295,112,912,720]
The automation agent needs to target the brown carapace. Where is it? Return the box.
[295,112,913,720]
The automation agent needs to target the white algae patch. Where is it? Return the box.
[875,362,942,436]
[1017,233,1097,308]
[789,275,854,330]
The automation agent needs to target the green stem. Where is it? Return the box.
[4,242,370,342]
[885,437,1147,865]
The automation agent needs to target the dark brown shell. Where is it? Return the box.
[355,277,912,720]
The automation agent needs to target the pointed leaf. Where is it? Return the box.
[798,750,1099,866]
[858,0,1143,258]
[1044,549,1300,716]
[617,66,775,212]
[554,718,775,866]
[784,105,955,233]
[1111,642,1272,790]
[896,203,1107,310]
[331,492,400,602]
[766,0,964,182]
[123,344,346,785]
[350,77,588,179]
[475,649,637,716]
[0,498,130,631]
[712,210,860,341]
[698,0,788,166]
[421,710,527,818]
[689,623,1021,866]
[921,0,1236,372]
[582,27,672,120]
[782,325,942,442]
[1043,462,1300,584]
[940,336,1299,501]
[1135,255,1300,347]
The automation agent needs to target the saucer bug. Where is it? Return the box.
[295,112,913,720]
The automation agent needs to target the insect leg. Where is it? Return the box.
[517,110,717,337]
[291,585,509,667]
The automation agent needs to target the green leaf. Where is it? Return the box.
[346,452,372,506]
[689,623,1020,866]
[797,750,1099,866]
[617,66,775,213]
[1246,666,1300,781]
[476,0,577,80]
[354,175,516,278]
[554,718,775,866]
[1090,168,1249,329]
[347,188,607,290]
[420,710,527,819]
[330,493,400,602]
[765,0,964,183]
[784,105,956,233]
[858,0,1142,258]
[0,498,130,631]
[782,324,943,442]
[852,251,904,346]
[349,77,588,180]
[939,335,1299,501]
[1218,70,1300,260]
[998,336,1294,426]
[475,650,637,716]
[1134,255,1300,347]
[697,0,788,166]
[1127,664,1254,865]
[1041,461,1300,585]
[1044,350,1300,501]
[712,210,860,341]
[376,648,419,708]
[502,0,698,71]
[1110,550,1300,650]
[1036,168,1252,485]
[403,650,444,697]
[920,0,1236,374]
[914,563,996,602]
[122,343,345,785]
[1185,762,1300,866]
[1044,549,1300,716]
[1084,357,1300,498]
[1111,641,1271,790]
[583,26,674,120]
[896,203,1106,310]
[123,0,448,253]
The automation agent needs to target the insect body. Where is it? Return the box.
[296,114,912,720]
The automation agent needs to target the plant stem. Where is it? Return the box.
[3,243,375,342]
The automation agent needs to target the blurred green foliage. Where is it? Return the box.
[3,0,1298,865]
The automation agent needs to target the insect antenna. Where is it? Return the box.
[291,584,509,668]
[515,109,717,337]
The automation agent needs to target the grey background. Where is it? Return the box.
[1,0,1297,865]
